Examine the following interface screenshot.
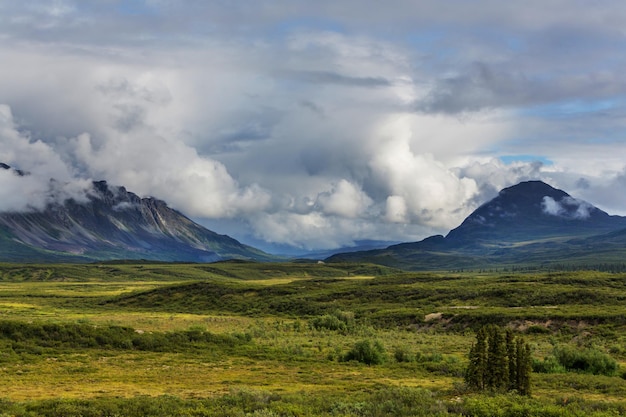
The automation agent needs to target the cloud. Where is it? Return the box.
[384,196,408,223]
[541,196,593,219]
[541,196,564,217]
[0,99,270,218]
[68,129,272,218]
[416,62,626,115]
[316,180,372,218]
[0,105,94,211]
[1,2,626,251]
[280,70,392,88]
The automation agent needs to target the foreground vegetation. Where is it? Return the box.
[1,262,626,416]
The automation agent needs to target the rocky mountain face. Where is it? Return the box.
[327,181,626,270]
[0,166,274,263]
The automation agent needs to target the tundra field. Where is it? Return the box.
[1,261,626,416]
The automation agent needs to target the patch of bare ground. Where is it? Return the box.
[424,312,442,322]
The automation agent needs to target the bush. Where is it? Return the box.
[0,320,250,353]
[310,314,347,332]
[532,356,566,374]
[310,310,354,332]
[525,325,551,334]
[553,345,618,376]
[394,345,413,363]
[343,339,385,365]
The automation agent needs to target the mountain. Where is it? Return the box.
[0,167,275,263]
[327,181,626,270]
[446,181,623,247]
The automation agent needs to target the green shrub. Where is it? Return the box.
[394,345,413,363]
[553,345,618,376]
[532,356,566,374]
[343,339,386,365]
[310,314,347,332]
[310,310,355,332]
[0,320,250,353]
[416,351,443,363]
[526,325,551,334]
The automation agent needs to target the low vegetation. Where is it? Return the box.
[0,262,626,415]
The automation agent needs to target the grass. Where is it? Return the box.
[0,263,626,415]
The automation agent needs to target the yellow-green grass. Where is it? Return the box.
[0,342,457,401]
[1,263,626,410]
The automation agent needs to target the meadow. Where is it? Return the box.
[1,261,626,416]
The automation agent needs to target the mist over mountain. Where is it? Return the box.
[0,164,275,263]
[327,181,626,270]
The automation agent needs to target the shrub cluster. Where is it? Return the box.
[342,339,386,365]
[0,320,251,353]
[309,310,355,332]
[533,345,618,376]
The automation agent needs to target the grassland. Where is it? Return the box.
[1,262,626,416]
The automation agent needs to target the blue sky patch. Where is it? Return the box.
[500,155,553,165]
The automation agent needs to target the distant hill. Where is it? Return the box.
[327,181,626,270]
[0,164,276,263]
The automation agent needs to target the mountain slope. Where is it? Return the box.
[0,176,275,263]
[327,181,626,270]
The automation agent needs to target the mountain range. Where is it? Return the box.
[0,163,275,263]
[326,181,626,270]
[2,163,626,269]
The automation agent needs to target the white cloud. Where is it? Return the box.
[316,180,372,218]
[567,197,592,220]
[385,195,408,223]
[542,195,594,219]
[2,2,626,251]
[0,105,93,211]
[68,127,272,219]
[367,117,480,229]
[541,196,564,217]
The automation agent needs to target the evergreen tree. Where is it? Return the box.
[465,326,487,390]
[516,339,532,396]
[506,329,517,391]
[486,325,508,391]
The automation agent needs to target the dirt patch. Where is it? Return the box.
[424,312,443,322]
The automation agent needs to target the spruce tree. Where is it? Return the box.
[516,339,532,396]
[465,326,487,390]
[506,329,517,391]
[486,325,508,391]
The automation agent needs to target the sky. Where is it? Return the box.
[1,0,626,253]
